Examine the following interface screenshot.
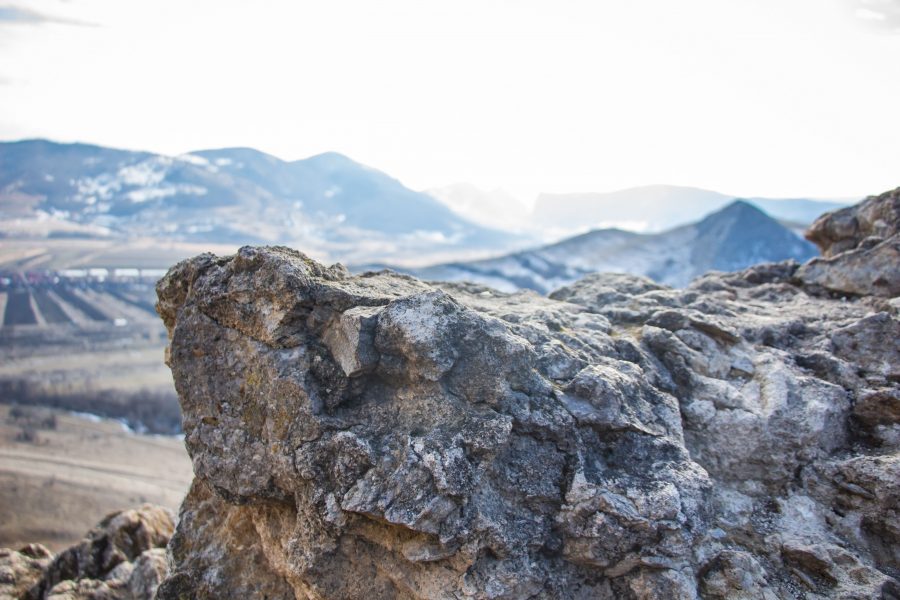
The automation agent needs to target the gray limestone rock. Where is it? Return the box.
[155,246,711,599]
[154,222,899,599]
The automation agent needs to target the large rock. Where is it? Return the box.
[156,224,899,599]
[155,247,710,598]
[798,187,900,296]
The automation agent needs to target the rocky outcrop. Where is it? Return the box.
[798,187,900,296]
[154,190,899,600]
[0,505,174,600]
[805,187,899,257]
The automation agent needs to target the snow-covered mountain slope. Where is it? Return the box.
[404,200,819,293]
[0,140,522,266]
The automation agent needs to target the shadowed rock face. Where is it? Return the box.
[155,191,899,600]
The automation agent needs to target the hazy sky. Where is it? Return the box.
[1,0,898,203]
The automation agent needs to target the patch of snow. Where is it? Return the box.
[324,185,341,199]
[117,157,172,187]
[214,157,233,166]
[126,188,176,203]
[75,175,117,201]
[126,184,206,203]
[176,153,210,166]
[70,410,103,423]
[44,174,55,182]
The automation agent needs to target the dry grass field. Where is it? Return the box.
[0,344,173,395]
[0,404,192,552]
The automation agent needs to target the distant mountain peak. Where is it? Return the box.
[700,199,768,223]
[529,184,855,236]
[720,198,757,211]
[408,197,820,293]
[297,151,368,173]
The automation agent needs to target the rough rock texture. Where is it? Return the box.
[154,189,899,600]
[805,187,899,258]
[798,187,900,297]
[0,544,53,599]
[0,505,174,599]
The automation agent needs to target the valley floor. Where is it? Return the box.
[0,404,192,551]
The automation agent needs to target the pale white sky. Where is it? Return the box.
[1,0,898,204]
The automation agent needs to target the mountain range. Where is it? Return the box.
[405,200,818,292]
[0,139,522,267]
[525,184,851,235]
[1,139,839,285]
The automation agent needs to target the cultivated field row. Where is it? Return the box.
[1,283,160,328]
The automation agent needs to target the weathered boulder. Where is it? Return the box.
[155,246,711,599]
[155,200,899,600]
[0,505,175,600]
[805,187,899,257]
[798,187,900,296]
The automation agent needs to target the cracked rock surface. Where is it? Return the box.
[154,190,899,599]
